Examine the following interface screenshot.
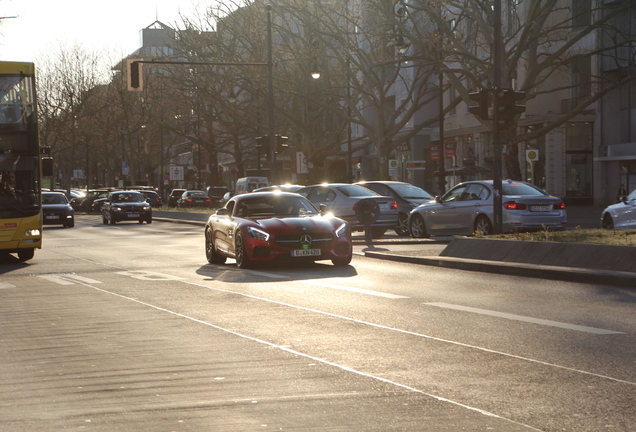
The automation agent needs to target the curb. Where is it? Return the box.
[363,251,636,288]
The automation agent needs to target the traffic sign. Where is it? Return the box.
[406,161,426,170]
[526,149,539,162]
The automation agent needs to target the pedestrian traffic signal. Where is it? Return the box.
[468,89,490,120]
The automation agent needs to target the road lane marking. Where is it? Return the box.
[38,275,76,285]
[37,274,102,285]
[425,302,625,335]
[116,270,184,281]
[0,282,15,289]
[307,280,408,299]
[63,274,103,284]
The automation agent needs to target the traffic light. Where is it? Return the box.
[496,89,525,125]
[275,135,289,153]
[255,136,269,153]
[127,59,143,91]
[468,89,490,120]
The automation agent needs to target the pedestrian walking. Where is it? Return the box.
[355,198,379,246]
[616,183,628,202]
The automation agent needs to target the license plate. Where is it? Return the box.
[379,204,389,211]
[292,248,321,257]
[45,215,59,219]
[530,205,551,212]
[127,213,140,217]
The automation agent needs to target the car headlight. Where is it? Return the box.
[25,229,41,236]
[335,222,348,238]
[247,226,270,241]
[143,205,151,211]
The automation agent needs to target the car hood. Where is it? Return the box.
[43,204,72,211]
[111,201,148,206]
[253,215,344,234]
[603,201,633,213]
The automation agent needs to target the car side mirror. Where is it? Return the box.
[216,208,229,216]
[435,196,442,203]
[319,203,328,216]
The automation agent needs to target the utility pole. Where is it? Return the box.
[492,0,503,234]
[266,5,276,185]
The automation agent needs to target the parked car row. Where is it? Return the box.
[68,187,162,213]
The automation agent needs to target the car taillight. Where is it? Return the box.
[391,200,398,210]
[186,198,192,202]
[503,201,527,210]
[553,201,565,210]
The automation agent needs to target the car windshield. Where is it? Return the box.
[336,184,379,197]
[113,193,144,203]
[234,195,318,218]
[626,188,636,202]
[502,182,547,196]
[389,183,434,199]
[42,194,68,205]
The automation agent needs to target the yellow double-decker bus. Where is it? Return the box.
[0,61,51,261]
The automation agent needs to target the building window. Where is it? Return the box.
[572,0,592,28]
[565,123,593,199]
[571,55,592,100]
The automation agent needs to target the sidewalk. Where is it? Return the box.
[154,205,636,288]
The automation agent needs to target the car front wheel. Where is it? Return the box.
[234,232,251,269]
[602,213,614,230]
[409,214,429,238]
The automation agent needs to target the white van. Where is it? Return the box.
[235,177,270,195]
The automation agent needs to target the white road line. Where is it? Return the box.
[37,274,102,285]
[0,282,15,289]
[62,274,103,284]
[426,302,625,335]
[307,280,408,299]
[38,275,75,285]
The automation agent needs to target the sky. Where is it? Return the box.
[0,0,211,63]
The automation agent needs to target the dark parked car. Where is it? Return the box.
[139,190,162,208]
[355,181,434,235]
[101,191,152,224]
[205,186,230,207]
[177,190,212,209]
[168,189,186,208]
[205,192,352,268]
[42,192,74,228]
[70,189,112,212]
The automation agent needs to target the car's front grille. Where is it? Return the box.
[275,232,333,248]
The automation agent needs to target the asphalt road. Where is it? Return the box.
[1,215,635,431]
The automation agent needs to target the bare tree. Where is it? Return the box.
[406,0,636,180]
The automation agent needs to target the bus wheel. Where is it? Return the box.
[17,249,34,261]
